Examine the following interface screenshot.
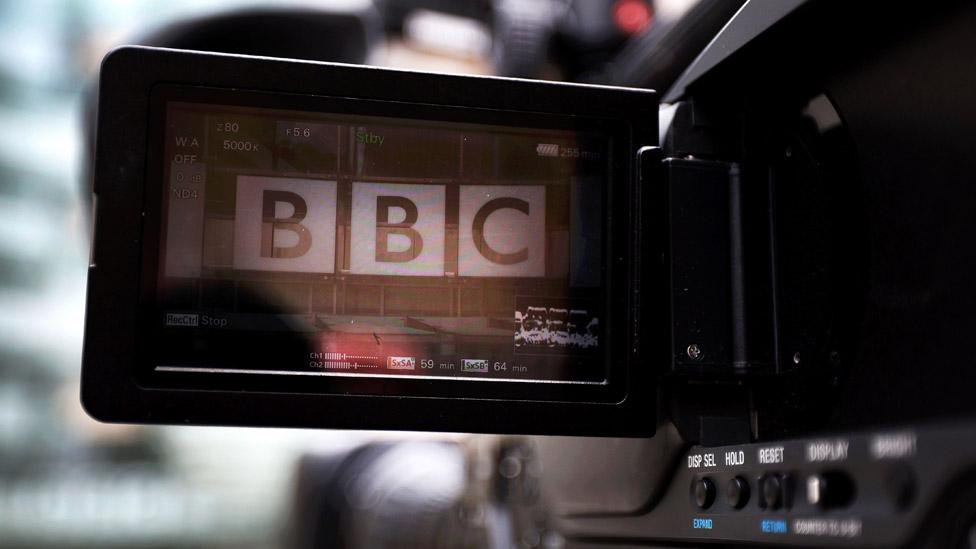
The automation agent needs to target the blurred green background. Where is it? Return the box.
[0,2,458,547]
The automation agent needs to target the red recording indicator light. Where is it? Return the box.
[612,0,653,35]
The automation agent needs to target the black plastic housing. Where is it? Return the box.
[81,46,659,436]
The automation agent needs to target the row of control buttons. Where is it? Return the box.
[692,472,855,511]
[693,476,755,510]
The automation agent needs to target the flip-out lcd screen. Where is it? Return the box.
[151,96,610,385]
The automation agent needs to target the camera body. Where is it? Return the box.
[81,0,976,546]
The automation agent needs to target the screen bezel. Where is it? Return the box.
[143,85,625,402]
[81,46,659,435]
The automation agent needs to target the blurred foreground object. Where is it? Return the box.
[137,5,381,64]
[289,442,475,549]
[288,437,566,549]
[375,0,657,80]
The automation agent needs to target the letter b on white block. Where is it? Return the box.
[350,182,446,276]
[233,176,337,273]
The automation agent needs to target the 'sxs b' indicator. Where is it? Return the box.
[462,359,489,373]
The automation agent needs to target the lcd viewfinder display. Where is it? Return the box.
[151,99,610,385]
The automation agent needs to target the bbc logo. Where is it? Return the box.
[233,176,546,277]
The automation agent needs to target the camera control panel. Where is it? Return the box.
[559,423,974,547]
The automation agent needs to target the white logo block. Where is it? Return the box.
[458,185,546,277]
[349,182,446,276]
[233,176,337,273]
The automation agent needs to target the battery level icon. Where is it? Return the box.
[536,143,560,157]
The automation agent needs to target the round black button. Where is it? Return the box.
[760,474,783,510]
[692,477,716,509]
[884,463,916,511]
[727,476,750,509]
[806,471,855,508]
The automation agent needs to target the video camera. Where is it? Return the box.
[81,0,976,542]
